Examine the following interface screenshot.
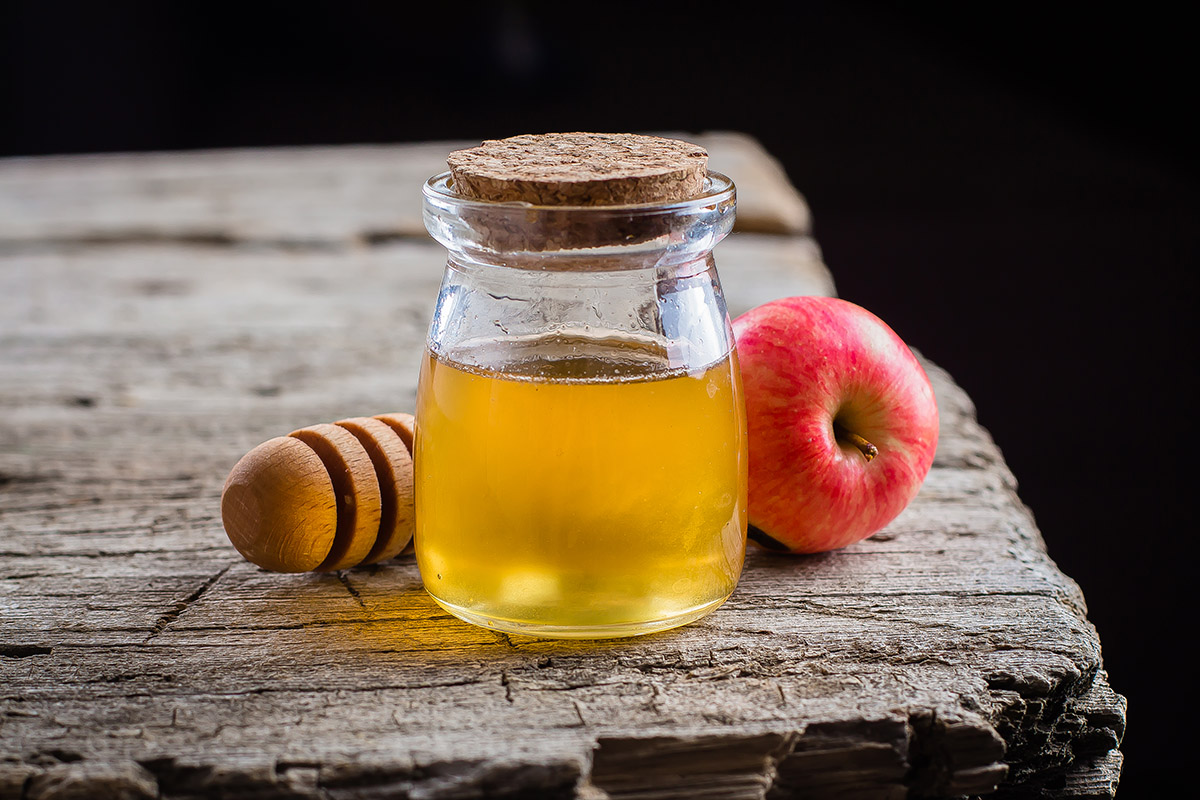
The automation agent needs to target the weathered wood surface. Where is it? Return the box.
[0,131,809,248]
[0,136,1123,799]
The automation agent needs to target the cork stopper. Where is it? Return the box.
[447,133,708,206]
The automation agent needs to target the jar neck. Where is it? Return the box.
[428,252,735,375]
[422,172,736,272]
[444,252,716,284]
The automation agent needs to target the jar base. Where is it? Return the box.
[426,593,733,640]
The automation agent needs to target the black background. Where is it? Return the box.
[3,3,1194,794]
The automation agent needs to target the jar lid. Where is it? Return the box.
[446,132,708,206]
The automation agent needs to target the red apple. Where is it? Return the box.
[732,296,939,553]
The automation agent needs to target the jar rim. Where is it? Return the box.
[423,170,735,215]
[422,170,735,270]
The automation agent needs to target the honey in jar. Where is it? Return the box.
[415,335,746,637]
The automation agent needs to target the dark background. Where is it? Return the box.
[3,3,1193,794]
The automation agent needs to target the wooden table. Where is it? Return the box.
[0,134,1124,799]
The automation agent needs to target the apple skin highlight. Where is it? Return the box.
[732,296,939,554]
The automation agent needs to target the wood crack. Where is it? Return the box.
[0,644,54,658]
[726,588,1077,607]
[0,229,434,254]
[336,572,367,610]
[500,671,514,703]
[0,547,229,559]
[5,678,501,707]
[143,564,232,642]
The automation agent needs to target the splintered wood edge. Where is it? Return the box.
[335,417,415,564]
[447,132,708,205]
[288,423,382,572]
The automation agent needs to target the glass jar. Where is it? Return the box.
[416,170,746,638]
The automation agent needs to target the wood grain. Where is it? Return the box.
[221,436,338,573]
[0,139,1122,799]
[334,416,415,565]
[0,132,809,248]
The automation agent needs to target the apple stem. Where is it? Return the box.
[834,422,878,462]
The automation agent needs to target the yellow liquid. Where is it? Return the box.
[414,336,748,638]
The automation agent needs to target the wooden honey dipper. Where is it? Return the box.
[221,413,416,572]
